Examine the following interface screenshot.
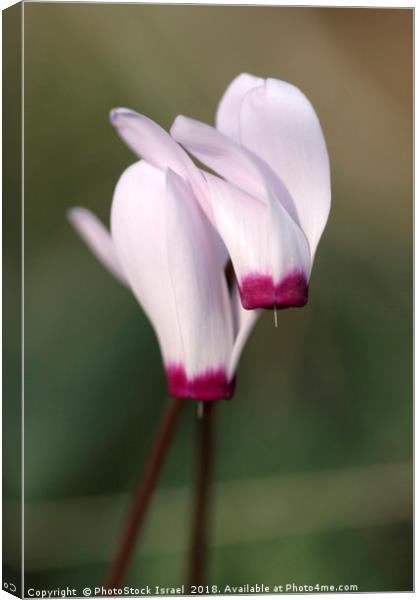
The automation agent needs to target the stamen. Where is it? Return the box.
[274,305,278,328]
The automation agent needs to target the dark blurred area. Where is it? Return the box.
[4,4,412,593]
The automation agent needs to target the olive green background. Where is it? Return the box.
[6,3,414,594]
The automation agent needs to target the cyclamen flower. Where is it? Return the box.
[69,111,259,401]
[171,73,331,310]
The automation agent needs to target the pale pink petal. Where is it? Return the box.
[239,79,331,257]
[229,283,261,378]
[171,115,265,201]
[265,183,312,306]
[68,207,127,285]
[110,161,183,370]
[203,172,268,277]
[164,170,234,399]
[110,108,227,265]
[171,115,299,225]
[110,160,234,400]
[110,108,206,199]
[204,173,311,310]
[216,72,264,142]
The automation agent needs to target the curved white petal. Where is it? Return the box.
[171,115,265,201]
[229,283,261,379]
[165,170,234,386]
[171,115,299,225]
[267,183,312,291]
[110,108,206,200]
[111,161,180,369]
[111,108,228,266]
[110,160,234,400]
[239,78,331,257]
[203,172,268,278]
[203,173,311,310]
[216,72,264,142]
[68,207,127,285]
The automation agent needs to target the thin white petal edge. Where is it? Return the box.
[165,169,234,378]
[216,72,264,142]
[110,108,206,200]
[239,78,331,258]
[229,283,261,378]
[110,160,184,367]
[68,207,127,285]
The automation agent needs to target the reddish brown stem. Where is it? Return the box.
[105,397,185,589]
[186,402,215,591]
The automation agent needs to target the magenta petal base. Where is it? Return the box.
[240,270,309,310]
[166,364,235,401]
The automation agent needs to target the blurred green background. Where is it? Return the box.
[9,3,414,593]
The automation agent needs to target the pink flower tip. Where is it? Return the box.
[166,364,235,401]
[240,270,309,310]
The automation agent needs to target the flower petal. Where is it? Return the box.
[110,160,234,400]
[68,207,127,285]
[111,161,183,368]
[171,115,265,201]
[203,172,311,310]
[229,282,261,379]
[111,108,228,265]
[110,108,206,199]
[203,172,268,275]
[171,115,300,225]
[172,115,311,309]
[239,78,331,257]
[216,72,264,142]
[164,169,235,399]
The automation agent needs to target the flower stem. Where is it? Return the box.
[105,397,185,589]
[186,402,215,591]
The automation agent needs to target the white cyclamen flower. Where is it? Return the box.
[171,73,331,310]
[69,111,259,401]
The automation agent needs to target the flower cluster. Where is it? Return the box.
[69,73,330,402]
